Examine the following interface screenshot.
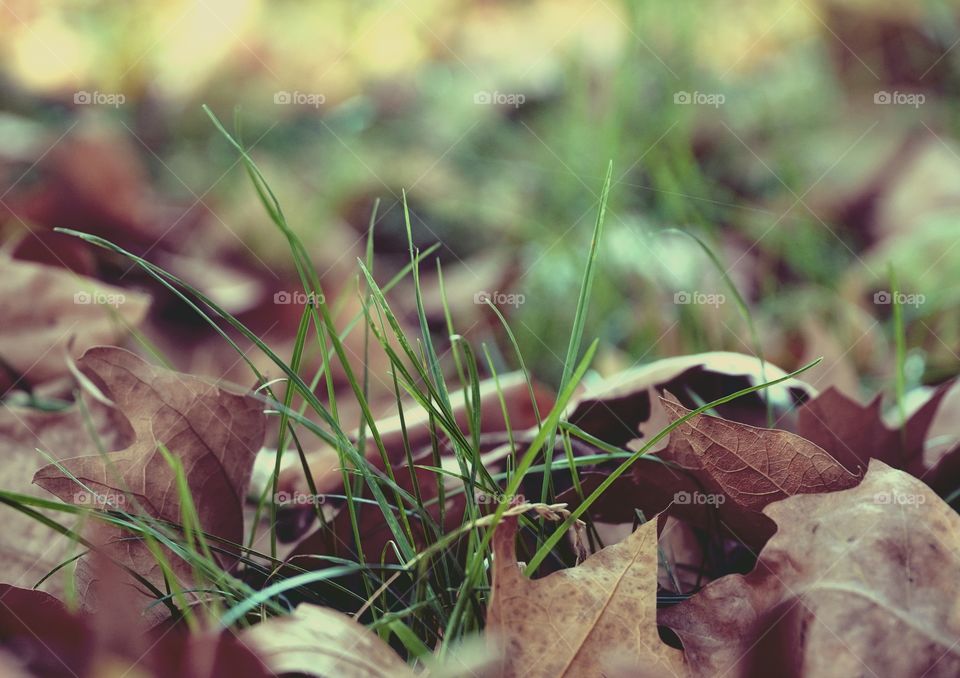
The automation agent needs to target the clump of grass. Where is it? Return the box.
[4,109,819,667]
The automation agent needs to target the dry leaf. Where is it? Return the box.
[0,256,150,394]
[242,604,416,678]
[796,384,948,477]
[486,514,684,677]
[0,583,271,677]
[661,459,960,677]
[566,352,814,452]
[662,395,860,512]
[32,346,266,610]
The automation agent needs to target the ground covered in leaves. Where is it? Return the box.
[4,1,960,677]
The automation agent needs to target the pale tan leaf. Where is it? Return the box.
[486,514,685,677]
[661,460,960,677]
[242,604,416,678]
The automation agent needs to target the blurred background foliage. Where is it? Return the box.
[1,0,959,400]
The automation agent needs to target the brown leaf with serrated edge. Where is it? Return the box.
[661,395,860,512]
[0,256,150,394]
[565,351,814,451]
[661,460,960,677]
[242,604,416,678]
[32,346,265,613]
[486,513,685,677]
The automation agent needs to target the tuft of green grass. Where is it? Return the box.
[3,111,825,667]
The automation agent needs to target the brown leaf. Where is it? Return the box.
[661,460,960,677]
[0,256,150,394]
[662,395,860,512]
[242,604,416,678]
[486,514,684,677]
[32,346,266,609]
[566,352,814,451]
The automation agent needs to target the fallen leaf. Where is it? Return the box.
[32,346,266,611]
[0,256,150,395]
[662,396,861,512]
[0,583,271,678]
[796,384,948,477]
[565,352,815,452]
[242,604,416,678]
[486,513,684,677]
[661,459,960,677]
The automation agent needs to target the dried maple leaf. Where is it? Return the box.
[242,604,417,678]
[486,514,684,677]
[796,384,948,477]
[661,396,861,512]
[32,346,265,610]
[0,256,150,394]
[661,460,960,677]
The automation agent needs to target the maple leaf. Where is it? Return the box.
[32,346,266,610]
[661,460,960,677]
[486,513,685,677]
[796,385,948,476]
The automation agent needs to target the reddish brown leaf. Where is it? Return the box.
[0,583,271,678]
[796,384,949,476]
[662,395,861,512]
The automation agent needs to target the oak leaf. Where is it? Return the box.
[486,513,684,677]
